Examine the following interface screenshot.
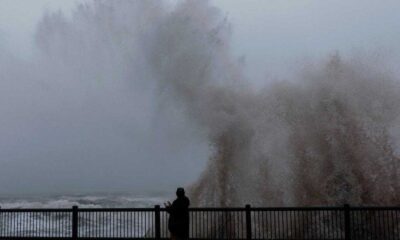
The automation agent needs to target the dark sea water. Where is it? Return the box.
[0,192,169,209]
[0,193,170,237]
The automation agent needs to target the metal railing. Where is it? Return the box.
[0,205,399,239]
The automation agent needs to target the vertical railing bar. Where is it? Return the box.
[205,211,210,236]
[10,211,13,237]
[261,210,264,239]
[48,211,50,237]
[315,210,319,239]
[290,210,293,238]
[388,210,392,239]
[58,212,60,237]
[245,205,251,240]
[393,210,400,240]
[383,210,386,240]
[287,210,290,239]
[99,211,101,238]
[291,210,294,239]
[307,210,311,239]
[49,211,51,237]
[332,210,335,239]
[260,211,267,238]
[385,210,389,240]
[8,212,11,237]
[111,211,114,238]
[321,210,324,240]
[257,210,260,239]
[276,210,280,240]
[298,210,301,239]
[369,210,376,238]
[202,210,204,238]
[42,212,48,237]
[129,211,131,238]
[279,210,283,240]
[301,210,308,238]
[393,210,395,239]
[382,209,386,239]
[367,210,371,240]
[344,204,351,240]
[368,210,372,240]
[378,209,382,240]
[0,209,2,237]
[325,210,329,240]
[233,212,239,239]
[288,210,292,239]
[264,210,267,239]
[391,209,394,240]
[21,212,28,237]
[238,209,240,239]
[396,210,399,239]
[192,210,194,239]
[291,209,294,238]
[72,206,78,240]
[21,211,24,237]
[47,212,53,237]
[357,210,360,240]
[274,210,277,239]
[332,210,336,239]
[155,205,160,240]
[284,210,287,239]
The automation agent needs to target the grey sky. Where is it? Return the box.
[2,0,400,79]
[1,0,400,195]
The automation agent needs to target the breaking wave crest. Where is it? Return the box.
[10,0,400,206]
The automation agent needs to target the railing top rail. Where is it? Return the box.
[182,207,246,211]
[349,206,400,210]
[78,207,155,212]
[251,206,344,211]
[0,208,73,212]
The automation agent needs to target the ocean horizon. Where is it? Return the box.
[0,192,170,209]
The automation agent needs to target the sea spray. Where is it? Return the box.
[21,0,400,207]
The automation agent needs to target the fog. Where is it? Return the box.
[1,0,400,200]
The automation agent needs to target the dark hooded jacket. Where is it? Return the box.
[167,195,190,238]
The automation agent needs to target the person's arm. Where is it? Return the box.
[164,201,173,214]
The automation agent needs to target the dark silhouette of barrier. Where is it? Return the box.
[0,205,399,239]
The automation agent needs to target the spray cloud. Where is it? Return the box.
[2,0,400,205]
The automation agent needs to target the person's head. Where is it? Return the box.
[176,187,185,198]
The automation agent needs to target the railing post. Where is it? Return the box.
[155,205,161,240]
[246,204,252,240]
[72,205,78,240]
[344,204,351,240]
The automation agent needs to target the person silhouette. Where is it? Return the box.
[164,187,190,240]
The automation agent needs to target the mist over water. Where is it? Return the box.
[1,0,400,206]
